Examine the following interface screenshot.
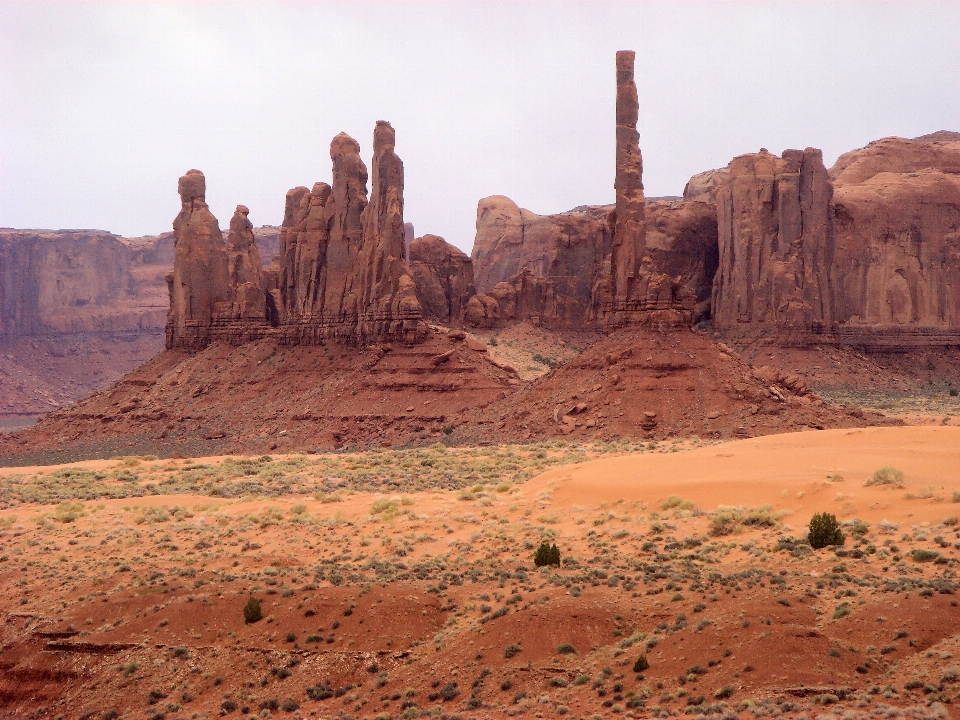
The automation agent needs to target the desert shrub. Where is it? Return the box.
[221,698,238,712]
[305,682,333,700]
[911,549,941,563]
[865,466,905,488]
[504,643,522,659]
[661,495,694,511]
[833,603,851,620]
[633,655,650,673]
[243,595,263,623]
[556,643,576,654]
[709,505,780,536]
[809,512,845,549]
[534,542,561,567]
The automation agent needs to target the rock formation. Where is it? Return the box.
[226,205,266,320]
[712,148,835,338]
[469,198,613,328]
[645,199,719,324]
[165,170,232,349]
[166,122,425,350]
[682,168,729,203]
[607,49,646,316]
[408,234,475,325]
[830,135,960,348]
[603,51,695,327]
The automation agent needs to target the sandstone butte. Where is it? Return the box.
[709,132,960,349]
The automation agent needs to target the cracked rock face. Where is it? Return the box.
[712,148,835,337]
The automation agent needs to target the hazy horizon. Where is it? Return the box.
[2,1,958,252]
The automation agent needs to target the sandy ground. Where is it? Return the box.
[1,428,959,720]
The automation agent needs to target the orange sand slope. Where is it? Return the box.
[528,426,960,526]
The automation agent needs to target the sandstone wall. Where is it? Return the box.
[830,136,960,348]
[0,230,171,338]
[408,234,475,325]
[712,148,835,338]
[468,199,613,328]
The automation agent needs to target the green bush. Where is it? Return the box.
[808,512,845,549]
[633,655,650,673]
[243,595,263,624]
[534,542,561,567]
[556,643,576,654]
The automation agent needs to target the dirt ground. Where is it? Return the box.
[2,426,959,719]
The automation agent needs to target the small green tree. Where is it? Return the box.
[808,512,844,549]
[534,541,560,567]
[633,655,650,673]
[243,595,263,623]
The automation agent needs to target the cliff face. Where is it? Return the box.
[830,135,960,347]
[712,148,835,338]
[408,234,475,325]
[0,230,170,338]
[468,198,613,328]
[167,122,425,350]
[0,229,172,419]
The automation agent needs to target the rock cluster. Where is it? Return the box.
[408,234,475,325]
[165,122,425,350]
[712,148,835,337]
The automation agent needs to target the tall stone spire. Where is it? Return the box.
[609,49,646,315]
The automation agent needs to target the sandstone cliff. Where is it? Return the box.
[712,148,835,338]
[408,234,475,325]
[469,198,613,328]
[830,135,960,348]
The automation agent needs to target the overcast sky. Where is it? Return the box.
[2,1,958,252]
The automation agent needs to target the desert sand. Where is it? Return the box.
[1,427,959,719]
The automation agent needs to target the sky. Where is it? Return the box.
[2,1,959,253]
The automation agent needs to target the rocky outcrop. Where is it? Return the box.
[165,170,232,349]
[607,49,646,317]
[683,168,729,203]
[469,199,613,328]
[830,135,960,348]
[167,122,425,350]
[226,205,265,320]
[646,200,719,323]
[408,234,475,325]
[603,51,695,328]
[712,148,835,338]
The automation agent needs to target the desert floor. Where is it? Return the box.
[1,427,959,720]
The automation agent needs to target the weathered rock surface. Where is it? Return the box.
[408,234,475,325]
[830,135,960,348]
[226,205,265,320]
[469,199,613,328]
[165,169,232,349]
[682,168,729,203]
[646,199,719,323]
[169,122,425,350]
[603,50,695,328]
[712,148,835,337]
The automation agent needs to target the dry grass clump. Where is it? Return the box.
[865,466,905,488]
[709,506,782,536]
